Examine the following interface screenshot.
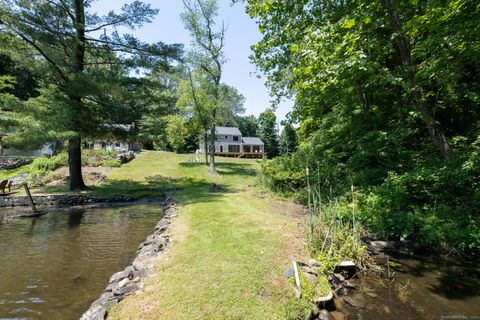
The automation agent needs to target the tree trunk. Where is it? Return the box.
[209,124,216,174]
[384,0,453,160]
[68,135,86,191]
[0,137,4,156]
[204,131,209,165]
[66,0,87,191]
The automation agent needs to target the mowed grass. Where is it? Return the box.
[107,151,306,319]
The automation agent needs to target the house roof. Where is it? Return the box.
[215,126,242,136]
[242,137,264,145]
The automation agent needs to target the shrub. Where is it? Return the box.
[29,153,67,175]
[101,159,121,168]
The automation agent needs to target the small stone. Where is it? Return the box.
[118,278,130,288]
[333,273,345,283]
[295,259,309,267]
[308,259,322,267]
[108,266,134,283]
[283,267,295,278]
[313,291,334,304]
[333,261,358,279]
[113,283,140,297]
[302,266,318,275]
[317,309,334,320]
[304,272,318,283]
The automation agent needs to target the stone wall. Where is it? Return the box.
[80,197,178,320]
[0,194,136,208]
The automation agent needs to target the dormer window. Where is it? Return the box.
[233,136,239,141]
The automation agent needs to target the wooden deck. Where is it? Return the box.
[214,152,266,159]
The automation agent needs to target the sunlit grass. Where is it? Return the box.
[106,151,306,319]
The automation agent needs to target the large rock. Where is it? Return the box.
[108,266,134,284]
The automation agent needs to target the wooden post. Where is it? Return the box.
[23,183,37,214]
[292,260,301,293]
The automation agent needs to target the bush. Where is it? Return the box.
[29,153,67,175]
[101,159,121,168]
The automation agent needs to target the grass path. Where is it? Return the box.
[106,151,306,319]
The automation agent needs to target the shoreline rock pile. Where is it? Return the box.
[79,197,178,320]
[285,259,359,320]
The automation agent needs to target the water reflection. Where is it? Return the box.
[0,204,163,320]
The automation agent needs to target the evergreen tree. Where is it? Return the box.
[0,0,180,190]
[236,114,258,137]
[257,108,278,158]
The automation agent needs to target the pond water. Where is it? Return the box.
[0,204,163,320]
[332,253,480,320]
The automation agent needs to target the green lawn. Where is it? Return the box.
[104,151,306,319]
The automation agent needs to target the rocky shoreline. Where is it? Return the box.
[0,194,137,209]
[79,197,178,320]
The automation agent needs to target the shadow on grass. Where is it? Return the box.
[35,174,235,205]
[179,161,257,177]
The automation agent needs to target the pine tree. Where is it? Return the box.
[0,0,180,190]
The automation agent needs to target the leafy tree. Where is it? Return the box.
[246,0,480,251]
[0,0,180,190]
[236,114,258,137]
[181,0,225,174]
[279,123,297,155]
[176,68,245,163]
[164,114,189,152]
[257,108,278,158]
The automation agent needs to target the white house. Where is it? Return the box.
[199,126,265,158]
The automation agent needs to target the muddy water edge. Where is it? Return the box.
[332,248,480,320]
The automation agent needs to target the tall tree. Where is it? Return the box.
[257,108,278,158]
[279,123,298,155]
[176,68,245,164]
[0,0,180,190]
[181,0,225,174]
[236,114,258,137]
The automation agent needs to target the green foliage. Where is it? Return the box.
[236,114,258,137]
[279,123,298,155]
[101,159,121,168]
[257,108,279,158]
[249,0,480,253]
[29,153,67,175]
[164,114,189,152]
[259,154,305,196]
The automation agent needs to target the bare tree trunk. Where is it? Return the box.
[203,131,208,165]
[68,135,86,191]
[384,0,453,160]
[209,123,216,174]
[0,137,4,156]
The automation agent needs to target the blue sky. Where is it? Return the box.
[91,1,293,122]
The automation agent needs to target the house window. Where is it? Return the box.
[115,143,121,147]
[233,136,239,141]
[225,135,228,139]
[228,145,240,152]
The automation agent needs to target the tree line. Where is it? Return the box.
[245,0,480,253]
[0,0,297,190]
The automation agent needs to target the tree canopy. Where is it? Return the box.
[0,0,181,189]
[247,0,480,252]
